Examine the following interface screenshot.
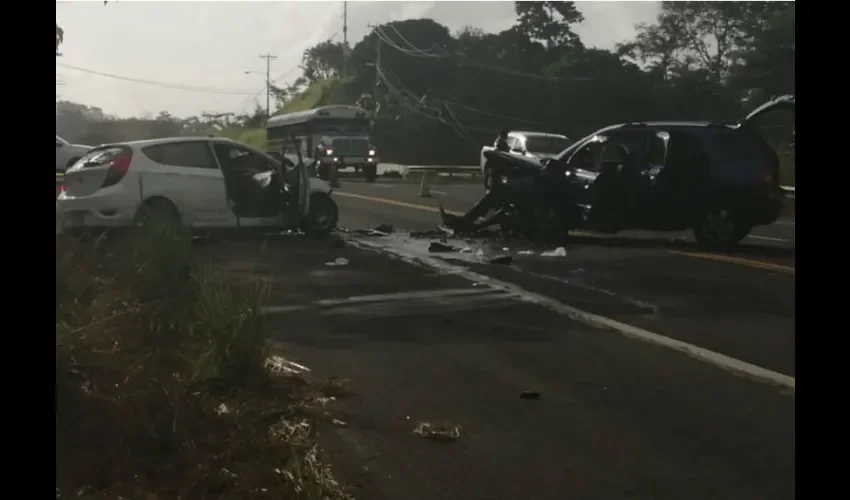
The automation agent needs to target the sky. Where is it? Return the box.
[56,0,661,119]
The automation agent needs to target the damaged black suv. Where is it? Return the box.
[534,95,795,249]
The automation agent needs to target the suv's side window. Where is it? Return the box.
[142,142,218,169]
[603,131,647,168]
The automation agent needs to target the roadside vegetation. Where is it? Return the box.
[56,2,794,183]
[56,220,352,499]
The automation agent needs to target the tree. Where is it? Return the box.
[300,40,346,82]
[513,1,584,49]
[618,1,784,83]
[729,2,795,102]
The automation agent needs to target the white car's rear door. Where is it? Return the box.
[138,141,228,226]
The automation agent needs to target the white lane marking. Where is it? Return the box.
[348,237,795,392]
[747,234,789,242]
[316,287,493,306]
[516,267,661,315]
[431,190,448,195]
[260,287,504,315]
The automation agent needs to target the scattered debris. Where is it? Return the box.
[325,257,350,267]
[410,230,446,239]
[265,355,312,376]
[321,377,353,398]
[373,224,394,234]
[541,247,567,257]
[520,391,541,400]
[518,250,535,255]
[428,241,456,253]
[348,228,389,237]
[413,421,462,443]
[569,268,586,276]
[459,247,473,253]
[331,419,349,428]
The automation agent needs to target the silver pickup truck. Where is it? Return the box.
[479,131,572,190]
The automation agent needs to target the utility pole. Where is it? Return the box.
[367,24,381,105]
[341,1,349,78]
[259,53,277,122]
[343,1,348,47]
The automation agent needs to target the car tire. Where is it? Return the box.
[364,165,378,183]
[302,193,338,238]
[692,208,750,250]
[135,197,181,229]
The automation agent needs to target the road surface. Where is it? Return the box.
[206,179,795,500]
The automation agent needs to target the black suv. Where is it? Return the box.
[527,95,795,249]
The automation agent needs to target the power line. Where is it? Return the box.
[57,62,258,95]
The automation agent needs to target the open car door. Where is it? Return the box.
[290,133,311,220]
[738,94,795,130]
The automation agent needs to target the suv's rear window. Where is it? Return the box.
[706,130,776,182]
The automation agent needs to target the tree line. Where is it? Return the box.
[56,1,794,171]
[296,1,794,166]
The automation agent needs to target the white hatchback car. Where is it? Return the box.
[57,136,338,236]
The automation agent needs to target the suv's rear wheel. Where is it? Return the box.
[693,208,750,250]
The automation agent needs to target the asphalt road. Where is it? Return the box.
[204,180,795,500]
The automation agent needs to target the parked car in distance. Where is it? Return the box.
[56,135,92,173]
[480,131,572,190]
[481,94,795,249]
[56,136,338,237]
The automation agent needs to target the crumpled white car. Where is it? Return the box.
[56,136,338,236]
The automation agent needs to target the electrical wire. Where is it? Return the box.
[57,62,258,95]
[385,24,442,57]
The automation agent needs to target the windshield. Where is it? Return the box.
[313,118,370,138]
[526,136,572,154]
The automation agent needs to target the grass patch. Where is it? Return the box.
[56,217,353,499]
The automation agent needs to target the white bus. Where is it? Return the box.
[266,105,380,182]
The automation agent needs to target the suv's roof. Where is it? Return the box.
[605,121,729,131]
[511,131,569,139]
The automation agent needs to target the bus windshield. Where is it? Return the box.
[312,118,370,137]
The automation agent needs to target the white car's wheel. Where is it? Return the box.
[302,193,338,237]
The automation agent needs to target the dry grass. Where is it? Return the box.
[56,219,353,499]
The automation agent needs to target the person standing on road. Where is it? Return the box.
[495,129,510,152]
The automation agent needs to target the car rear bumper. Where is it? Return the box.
[57,190,137,229]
